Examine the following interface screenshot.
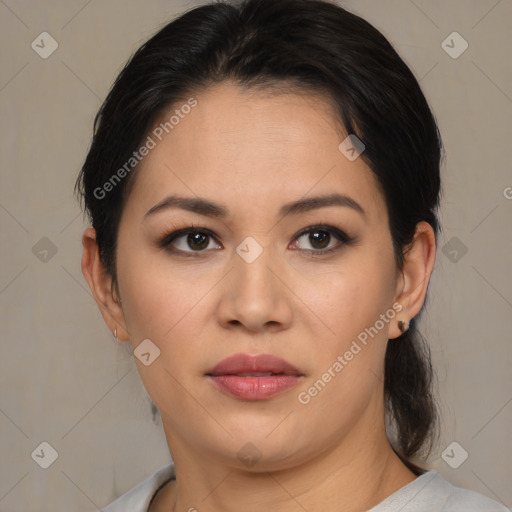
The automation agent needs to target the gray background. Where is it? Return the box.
[0,0,511,510]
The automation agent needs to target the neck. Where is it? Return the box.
[159,420,417,512]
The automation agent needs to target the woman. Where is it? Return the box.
[75,0,508,510]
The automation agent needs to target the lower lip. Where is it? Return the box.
[209,375,302,400]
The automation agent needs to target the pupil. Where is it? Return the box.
[188,232,208,250]
[310,230,330,249]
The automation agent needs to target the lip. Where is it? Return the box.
[206,353,304,401]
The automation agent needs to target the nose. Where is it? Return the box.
[216,243,294,334]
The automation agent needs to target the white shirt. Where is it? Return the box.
[102,463,509,512]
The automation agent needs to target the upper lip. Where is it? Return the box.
[207,353,302,376]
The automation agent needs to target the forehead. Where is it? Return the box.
[125,82,387,223]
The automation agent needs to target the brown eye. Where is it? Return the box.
[160,227,221,254]
[187,232,209,250]
[292,224,353,255]
[308,230,331,249]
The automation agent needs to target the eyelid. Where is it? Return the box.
[292,224,352,244]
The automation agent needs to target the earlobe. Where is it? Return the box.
[81,227,130,341]
[389,221,436,340]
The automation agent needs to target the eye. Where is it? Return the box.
[291,225,353,255]
[159,227,221,255]
[159,223,354,257]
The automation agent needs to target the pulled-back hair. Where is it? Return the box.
[75,0,442,472]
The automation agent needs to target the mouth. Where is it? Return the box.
[224,372,293,377]
[206,353,304,401]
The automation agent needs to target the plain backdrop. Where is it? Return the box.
[0,0,511,510]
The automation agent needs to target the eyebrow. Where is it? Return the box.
[144,193,365,220]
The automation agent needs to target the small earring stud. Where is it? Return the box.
[398,320,409,334]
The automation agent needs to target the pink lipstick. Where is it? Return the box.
[206,353,303,400]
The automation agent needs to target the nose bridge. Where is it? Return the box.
[218,237,293,331]
[234,237,278,303]
[237,246,273,293]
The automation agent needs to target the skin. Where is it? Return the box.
[81,82,436,511]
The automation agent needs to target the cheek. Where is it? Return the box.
[294,269,394,424]
[115,252,212,409]
[302,256,397,342]
[292,251,397,418]
[116,247,217,343]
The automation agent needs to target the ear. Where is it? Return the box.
[389,221,437,340]
[81,227,130,341]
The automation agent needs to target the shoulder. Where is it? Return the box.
[102,463,175,512]
[369,470,509,512]
[438,474,509,512]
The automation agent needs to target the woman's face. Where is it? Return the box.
[114,82,403,470]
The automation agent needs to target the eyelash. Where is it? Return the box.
[158,223,355,258]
